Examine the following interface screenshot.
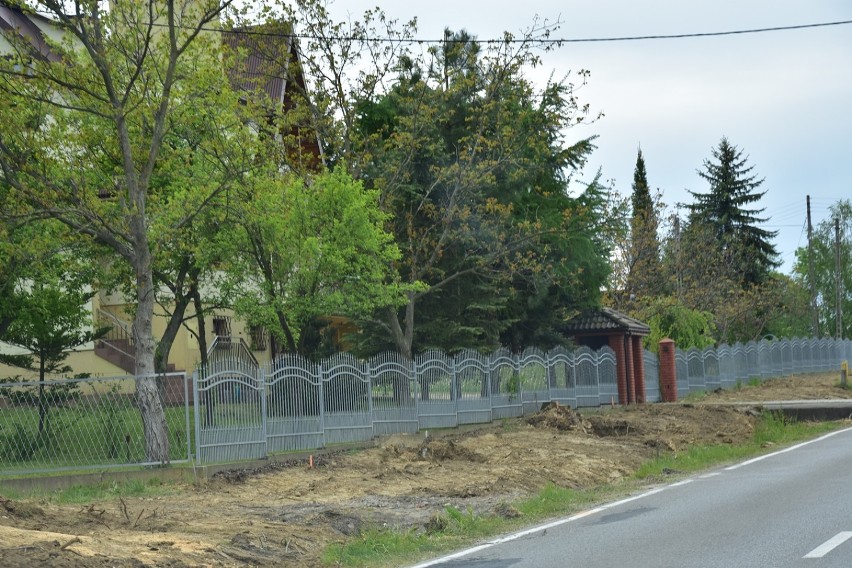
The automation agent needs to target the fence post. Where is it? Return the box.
[632,336,646,403]
[259,364,268,458]
[192,370,200,462]
[659,338,677,402]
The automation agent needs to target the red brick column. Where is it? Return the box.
[609,334,628,405]
[624,334,636,404]
[659,338,677,402]
[632,335,647,403]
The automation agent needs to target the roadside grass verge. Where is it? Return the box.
[0,477,173,504]
[324,412,848,568]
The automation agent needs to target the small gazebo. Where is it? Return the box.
[561,307,651,405]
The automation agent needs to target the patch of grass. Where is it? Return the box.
[0,477,172,504]
[323,528,434,568]
[683,390,708,402]
[747,377,762,387]
[323,506,504,568]
[0,403,192,472]
[324,484,609,567]
[515,483,599,518]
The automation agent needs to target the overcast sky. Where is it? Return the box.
[323,0,852,274]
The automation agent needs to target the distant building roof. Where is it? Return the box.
[223,23,295,106]
[562,307,650,336]
[0,2,62,62]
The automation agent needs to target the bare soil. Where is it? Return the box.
[1,372,849,567]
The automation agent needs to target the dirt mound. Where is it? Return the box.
[526,401,591,432]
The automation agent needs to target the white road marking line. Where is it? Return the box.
[725,426,852,471]
[804,532,852,558]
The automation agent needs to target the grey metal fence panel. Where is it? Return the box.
[803,339,815,373]
[686,348,705,393]
[791,339,804,374]
[732,343,748,381]
[322,353,373,445]
[195,367,265,464]
[455,350,494,424]
[547,347,576,407]
[490,348,523,420]
[703,347,721,391]
[781,340,794,376]
[519,347,549,414]
[415,350,457,430]
[369,352,418,437]
[745,342,760,379]
[597,347,618,405]
[574,347,600,408]
[822,338,832,371]
[266,354,324,453]
[718,345,735,389]
[675,349,689,399]
[770,341,783,377]
[757,340,772,379]
[644,350,660,402]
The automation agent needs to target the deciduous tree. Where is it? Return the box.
[0,0,246,462]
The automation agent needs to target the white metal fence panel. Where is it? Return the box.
[597,347,618,405]
[415,350,457,430]
[369,352,418,437]
[455,350,494,424]
[266,354,324,453]
[322,353,372,445]
[519,348,549,414]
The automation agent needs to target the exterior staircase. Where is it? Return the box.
[94,309,136,374]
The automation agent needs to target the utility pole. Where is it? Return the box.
[807,196,819,336]
[673,213,682,302]
[836,217,843,339]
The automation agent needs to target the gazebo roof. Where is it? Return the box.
[562,307,650,336]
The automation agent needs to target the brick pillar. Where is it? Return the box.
[624,334,636,404]
[659,338,677,402]
[633,335,647,403]
[609,334,628,405]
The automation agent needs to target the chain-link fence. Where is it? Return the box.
[0,373,191,475]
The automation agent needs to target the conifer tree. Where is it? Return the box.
[686,137,779,285]
[626,148,662,305]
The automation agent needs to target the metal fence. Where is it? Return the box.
[192,337,852,464]
[0,373,191,475]
[2,337,850,473]
[671,337,852,399]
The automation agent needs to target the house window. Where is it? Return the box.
[212,316,231,341]
[250,325,267,351]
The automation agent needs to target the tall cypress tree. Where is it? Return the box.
[627,148,662,303]
[686,137,779,285]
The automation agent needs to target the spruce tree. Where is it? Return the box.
[686,137,779,285]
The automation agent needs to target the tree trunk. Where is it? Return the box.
[386,293,415,360]
[386,295,416,402]
[133,237,170,464]
[155,291,192,373]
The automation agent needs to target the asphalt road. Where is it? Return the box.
[410,426,852,568]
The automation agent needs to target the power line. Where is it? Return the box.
[219,18,852,44]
